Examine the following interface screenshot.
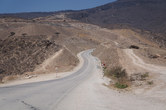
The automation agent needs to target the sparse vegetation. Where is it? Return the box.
[105,68,152,89]
[130,72,149,81]
[106,67,127,81]
[115,82,128,89]
[103,66,107,70]
[22,33,27,36]
[55,32,60,36]
[9,32,15,37]
[147,81,153,85]
[105,66,128,89]
[141,72,149,80]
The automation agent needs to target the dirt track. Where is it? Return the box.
[122,49,166,103]
[124,49,166,74]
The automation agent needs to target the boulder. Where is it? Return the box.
[129,45,139,49]
[149,54,160,59]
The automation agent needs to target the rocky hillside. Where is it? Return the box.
[67,0,166,47]
[0,35,61,82]
[0,17,100,82]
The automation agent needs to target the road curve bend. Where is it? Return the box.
[1,49,166,110]
[0,49,99,110]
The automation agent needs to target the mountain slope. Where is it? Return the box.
[67,0,166,47]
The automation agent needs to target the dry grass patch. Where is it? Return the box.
[104,66,129,89]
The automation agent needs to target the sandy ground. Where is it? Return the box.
[121,49,166,103]
[124,49,166,75]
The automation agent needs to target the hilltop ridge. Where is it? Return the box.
[67,0,166,47]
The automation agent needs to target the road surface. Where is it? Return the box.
[0,49,102,110]
[1,49,166,110]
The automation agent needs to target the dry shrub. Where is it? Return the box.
[105,66,129,89]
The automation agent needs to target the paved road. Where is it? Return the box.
[0,49,97,110]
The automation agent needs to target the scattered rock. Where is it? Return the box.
[0,69,5,74]
[133,81,143,87]
[8,32,15,37]
[149,54,160,59]
[129,45,139,49]
[130,72,149,81]
[25,74,37,79]
[130,73,142,81]
[22,33,27,36]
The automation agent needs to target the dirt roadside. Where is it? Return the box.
[118,48,166,102]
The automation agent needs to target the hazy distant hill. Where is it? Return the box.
[67,0,166,47]
[0,12,54,19]
[0,10,75,19]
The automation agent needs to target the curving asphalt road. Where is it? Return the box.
[0,49,97,110]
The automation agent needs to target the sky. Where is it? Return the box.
[0,0,116,14]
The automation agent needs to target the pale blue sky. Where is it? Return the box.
[0,0,116,14]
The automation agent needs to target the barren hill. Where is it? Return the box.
[0,18,100,82]
[67,0,166,47]
[0,1,166,109]
[1,0,165,47]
